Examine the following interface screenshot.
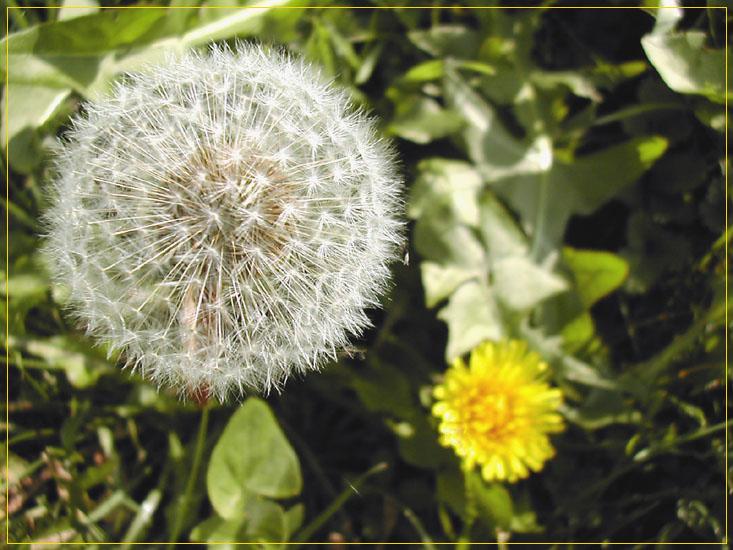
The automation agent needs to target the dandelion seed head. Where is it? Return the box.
[43,43,404,401]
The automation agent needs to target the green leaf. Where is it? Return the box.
[201,1,304,44]
[555,135,669,216]
[560,312,595,352]
[2,84,69,171]
[408,25,481,58]
[420,262,481,309]
[562,248,629,308]
[242,498,288,542]
[396,415,452,469]
[351,362,414,419]
[492,256,568,312]
[642,30,728,103]
[190,514,245,545]
[437,280,504,361]
[1,0,299,97]
[0,9,166,92]
[3,271,49,302]
[7,334,114,388]
[207,398,302,519]
[413,203,485,268]
[530,70,602,102]
[478,192,529,262]
[387,96,464,144]
[58,0,99,21]
[496,135,668,259]
[466,471,514,530]
[401,59,445,84]
[520,324,618,390]
[444,66,553,181]
[563,389,642,430]
[354,42,383,85]
[400,59,495,85]
[408,158,483,227]
[413,200,486,307]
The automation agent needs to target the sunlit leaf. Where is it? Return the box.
[492,256,568,312]
[563,248,629,308]
[207,398,302,519]
[642,30,727,103]
[387,96,464,144]
[438,280,504,361]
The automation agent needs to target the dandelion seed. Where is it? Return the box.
[432,340,565,483]
[43,43,404,401]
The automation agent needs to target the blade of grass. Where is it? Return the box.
[292,461,388,544]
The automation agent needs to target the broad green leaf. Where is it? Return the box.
[436,466,466,517]
[466,471,514,530]
[647,0,683,36]
[408,158,483,227]
[7,334,114,387]
[420,262,481,308]
[414,202,486,307]
[492,256,568,312]
[530,70,602,102]
[520,323,618,390]
[207,398,302,519]
[400,59,495,85]
[2,84,69,172]
[560,312,595,352]
[397,415,452,469]
[401,59,445,84]
[495,135,667,259]
[351,362,414,419]
[444,66,553,181]
[562,248,629,308]
[354,43,383,85]
[1,0,299,97]
[387,96,464,144]
[408,25,481,58]
[438,280,504,361]
[58,0,99,21]
[0,10,166,91]
[478,192,529,262]
[283,504,305,539]
[693,100,725,132]
[190,514,245,546]
[413,204,485,268]
[555,135,668,216]
[3,272,49,302]
[642,30,727,103]
[563,389,642,430]
[242,498,288,543]
[183,0,298,48]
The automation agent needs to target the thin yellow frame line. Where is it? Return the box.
[3,3,729,547]
[5,4,724,8]
[4,4,9,548]
[725,5,729,547]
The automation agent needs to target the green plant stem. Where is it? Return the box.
[292,461,388,545]
[403,507,436,550]
[169,405,210,542]
[621,299,729,398]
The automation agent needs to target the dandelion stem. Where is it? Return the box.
[170,405,210,542]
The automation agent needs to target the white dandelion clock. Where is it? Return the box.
[43,44,404,401]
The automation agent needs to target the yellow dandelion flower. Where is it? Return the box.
[432,340,565,483]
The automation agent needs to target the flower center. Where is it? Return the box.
[462,383,516,439]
